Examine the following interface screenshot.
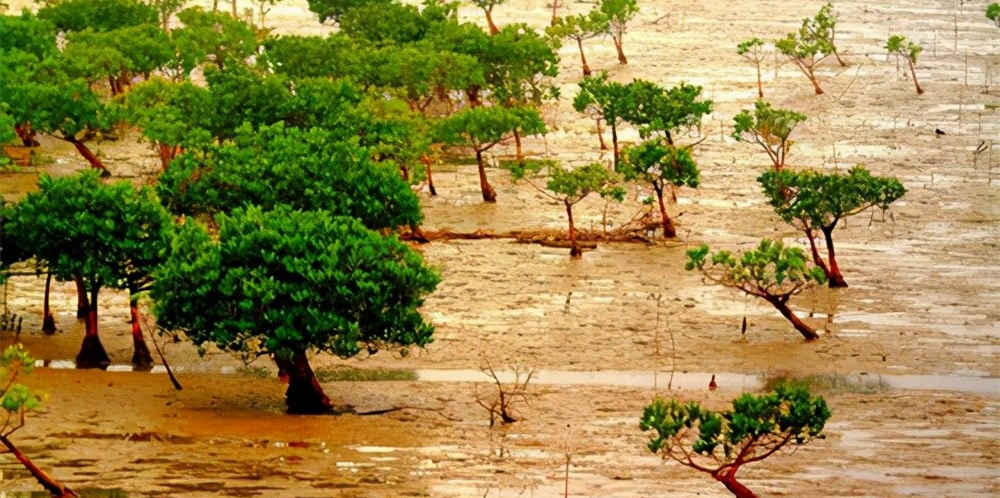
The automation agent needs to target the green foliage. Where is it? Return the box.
[0,108,14,144]
[0,345,43,417]
[118,77,214,151]
[732,100,806,169]
[598,0,637,37]
[802,2,840,53]
[989,3,1000,27]
[434,105,546,152]
[172,7,258,73]
[685,239,827,298]
[63,24,173,83]
[366,43,484,109]
[622,80,712,142]
[640,384,829,475]
[0,12,58,58]
[736,37,765,58]
[37,0,158,32]
[546,11,608,42]
[5,171,173,296]
[157,122,422,230]
[340,1,429,45]
[148,0,187,29]
[619,140,699,192]
[306,0,391,23]
[510,160,624,203]
[152,205,440,359]
[259,34,360,80]
[885,35,922,62]
[757,165,906,231]
[481,24,560,105]
[573,72,629,126]
[775,27,832,61]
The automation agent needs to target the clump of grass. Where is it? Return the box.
[761,372,890,395]
[314,367,417,382]
[237,365,271,378]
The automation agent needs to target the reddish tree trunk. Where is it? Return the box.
[565,200,581,258]
[551,0,559,26]
[74,277,89,319]
[108,76,119,96]
[716,473,758,498]
[485,9,499,35]
[130,294,153,370]
[654,185,676,238]
[808,71,824,95]
[76,287,110,369]
[0,436,78,497]
[766,296,819,341]
[475,150,497,203]
[822,226,847,288]
[513,129,524,163]
[421,156,437,196]
[577,38,591,76]
[611,121,619,167]
[158,144,180,170]
[65,138,110,176]
[595,118,608,151]
[908,61,924,95]
[804,227,830,276]
[613,37,628,64]
[466,87,482,107]
[399,164,410,181]
[14,123,40,147]
[42,272,56,334]
[273,352,333,414]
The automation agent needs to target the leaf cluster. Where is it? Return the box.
[685,239,827,299]
[990,3,1000,27]
[619,140,699,190]
[640,383,830,473]
[885,35,922,63]
[151,205,440,359]
[37,0,158,33]
[434,105,545,151]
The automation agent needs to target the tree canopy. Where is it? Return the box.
[641,383,831,498]
[152,205,440,412]
[619,140,700,237]
[732,101,806,170]
[37,0,158,33]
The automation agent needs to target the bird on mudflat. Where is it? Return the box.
[935,128,947,137]
[708,374,718,391]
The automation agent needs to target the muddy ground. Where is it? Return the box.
[1,0,998,496]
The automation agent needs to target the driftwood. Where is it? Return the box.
[400,227,655,248]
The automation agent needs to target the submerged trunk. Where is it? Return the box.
[484,8,499,35]
[822,225,847,288]
[129,294,153,370]
[576,38,591,76]
[74,277,89,319]
[475,149,497,203]
[613,36,628,64]
[908,61,924,95]
[766,296,819,341]
[421,155,437,196]
[565,200,581,258]
[654,185,677,238]
[273,352,333,414]
[807,70,824,95]
[42,272,56,334]
[0,436,78,497]
[716,473,758,498]
[76,288,110,369]
[65,137,110,176]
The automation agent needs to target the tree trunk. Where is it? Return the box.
[76,288,110,369]
[833,48,847,67]
[158,144,180,170]
[231,0,238,17]
[755,63,764,98]
[466,87,482,107]
[74,277,89,319]
[65,138,110,176]
[42,272,55,334]
[212,0,219,12]
[0,436,78,498]
[475,150,497,202]
[577,38,591,76]
[421,155,437,196]
[273,352,333,414]
[550,0,558,26]
[613,37,627,64]
[108,76,119,96]
[807,71,824,95]
[14,123,40,147]
[399,163,409,181]
[485,8,499,35]
[822,225,847,288]
[908,61,924,95]
[595,118,607,151]
[129,294,153,370]
[654,185,676,238]
[565,200,581,258]
[611,120,619,167]
[513,129,524,164]
[804,227,830,276]
[766,296,819,341]
[716,473,758,498]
